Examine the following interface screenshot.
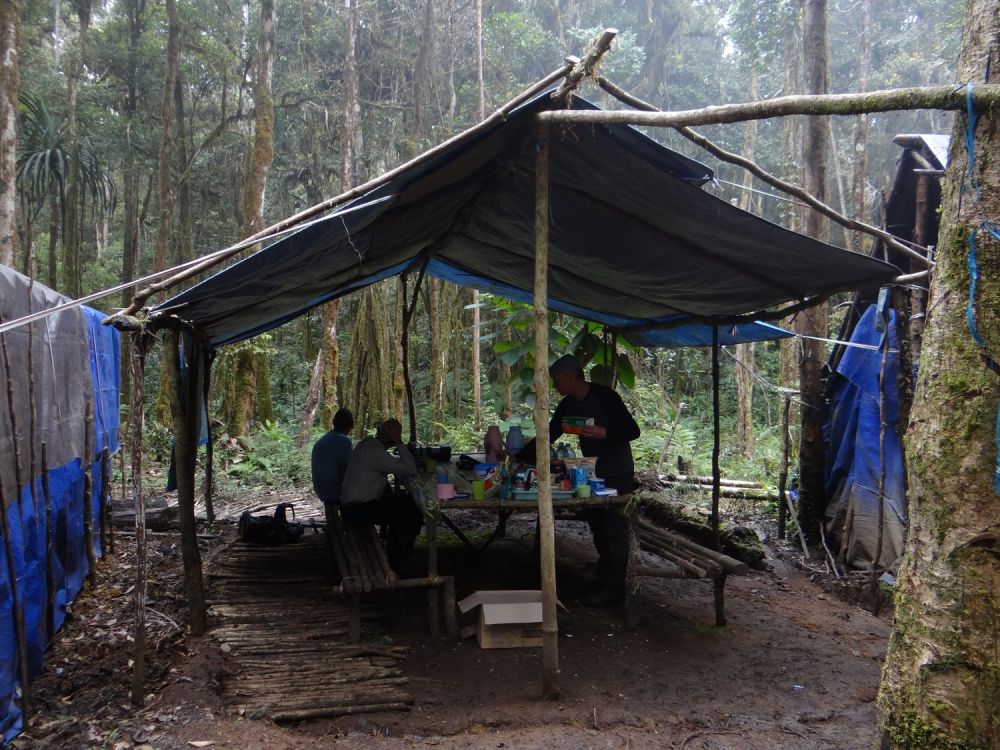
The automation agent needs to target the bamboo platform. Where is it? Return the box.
[207,532,413,721]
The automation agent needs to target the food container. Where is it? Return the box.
[560,416,594,435]
[588,478,605,493]
[474,463,496,480]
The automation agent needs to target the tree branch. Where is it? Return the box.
[595,76,932,269]
[541,83,1000,128]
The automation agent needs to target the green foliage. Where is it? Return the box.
[222,421,312,487]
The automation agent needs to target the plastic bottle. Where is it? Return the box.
[505,425,524,455]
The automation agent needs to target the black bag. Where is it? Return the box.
[238,502,305,545]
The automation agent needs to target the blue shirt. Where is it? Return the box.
[311,429,353,504]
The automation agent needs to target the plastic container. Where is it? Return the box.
[484,425,504,464]
[505,425,525,455]
[436,465,449,484]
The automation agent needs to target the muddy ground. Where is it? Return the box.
[11,492,891,750]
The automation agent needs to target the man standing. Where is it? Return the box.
[311,408,355,509]
[521,354,640,606]
[340,418,424,571]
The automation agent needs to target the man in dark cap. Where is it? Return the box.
[520,354,640,606]
[339,417,423,571]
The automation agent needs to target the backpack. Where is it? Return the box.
[238,502,305,545]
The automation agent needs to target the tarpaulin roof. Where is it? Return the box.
[153,90,899,349]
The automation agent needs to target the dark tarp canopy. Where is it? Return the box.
[152,90,899,347]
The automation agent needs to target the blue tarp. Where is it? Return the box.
[823,304,907,568]
[0,304,119,742]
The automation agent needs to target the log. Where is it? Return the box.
[667,474,766,489]
[635,518,749,575]
[637,536,712,578]
[659,481,778,501]
[270,702,412,721]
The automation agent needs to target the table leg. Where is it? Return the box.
[427,508,440,637]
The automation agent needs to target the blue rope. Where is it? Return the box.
[965,83,982,201]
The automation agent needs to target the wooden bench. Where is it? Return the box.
[631,517,748,627]
[326,513,457,642]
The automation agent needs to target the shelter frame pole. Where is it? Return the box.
[871,325,890,615]
[533,120,559,700]
[42,442,55,640]
[401,259,429,444]
[710,326,727,627]
[777,395,791,540]
[203,350,216,524]
[128,331,154,706]
[83,397,97,586]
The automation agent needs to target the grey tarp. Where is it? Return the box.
[152,91,899,346]
[0,266,91,484]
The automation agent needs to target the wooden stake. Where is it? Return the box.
[100,446,110,555]
[83,398,97,586]
[533,120,559,701]
[41,442,55,641]
[203,351,215,524]
[710,326,721,551]
[872,328,890,615]
[777,395,791,540]
[128,332,153,706]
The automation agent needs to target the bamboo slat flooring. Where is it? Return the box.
[207,532,413,721]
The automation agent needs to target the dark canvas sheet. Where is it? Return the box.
[154,91,898,347]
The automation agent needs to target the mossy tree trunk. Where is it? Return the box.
[0,0,19,269]
[877,2,1000,747]
[794,0,829,543]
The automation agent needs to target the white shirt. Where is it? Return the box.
[339,437,417,505]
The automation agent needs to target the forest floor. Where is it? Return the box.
[11,487,892,750]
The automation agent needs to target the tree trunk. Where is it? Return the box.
[877,2,1000,746]
[47,183,59,288]
[428,278,444,441]
[0,0,19,269]
[297,345,324,449]
[848,0,870,253]
[471,0,485,431]
[320,298,341,430]
[153,0,180,274]
[734,70,759,457]
[174,74,194,273]
[779,0,803,392]
[62,0,92,296]
[794,0,829,543]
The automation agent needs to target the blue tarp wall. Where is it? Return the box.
[823,303,908,569]
[0,306,120,742]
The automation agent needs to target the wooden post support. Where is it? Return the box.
[129,332,152,706]
[777,395,791,540]
[167,331,208,636]
[533,120,559,701]
[710,326,721,552]
[203,351,215,524]
[100,446,110,556]
[83,398,97,586]
[42,442,55,641]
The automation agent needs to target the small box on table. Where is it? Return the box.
[457,590,544,649]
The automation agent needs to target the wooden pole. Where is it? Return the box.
[83,398,97,586]
[100,446,110,555]
[128,332,152,705]
[203,351,215,524]
[167,332,207,635]
[872,326,890,615]
[777,395,791,540]
[400,261,428,445]
[533,120,559,701]
[710,326,721,550]
[42,442,55,640]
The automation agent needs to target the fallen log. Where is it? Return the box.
[666,474,767,489]
[269,702,412,721]
[636,518,749,575]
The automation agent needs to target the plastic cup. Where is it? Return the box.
[576,484,592,498]
[471,480,486,501]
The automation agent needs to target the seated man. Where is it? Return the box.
[339,417,424,571]
[311,407,355,512]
